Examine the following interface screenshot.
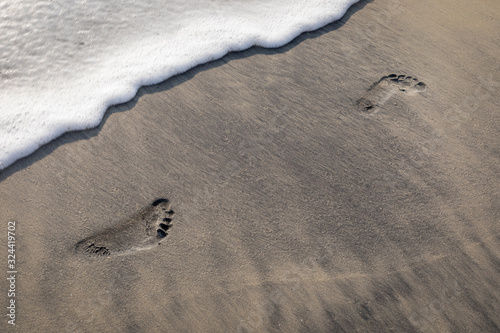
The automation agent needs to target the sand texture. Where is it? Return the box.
[1,0,500,332]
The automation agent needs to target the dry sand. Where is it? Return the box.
[1,0,500,332]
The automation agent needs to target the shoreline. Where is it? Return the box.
[1,0,500,332]
[0,0,361,174]
[0,0,370,180]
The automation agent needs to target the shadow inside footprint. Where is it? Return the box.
[357,74,427,113]
[75,198,174,257]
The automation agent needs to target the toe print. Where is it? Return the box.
[415,81,427,92]
[357,74,427,113]
[153,200,174,241]
[75,198,175,257]
[157,229,167,239]
[157,221,172,239]
[391,74,427,92]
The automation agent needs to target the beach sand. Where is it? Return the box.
[1,0,500,331]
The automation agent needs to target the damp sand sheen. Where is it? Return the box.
[0,0,359,170]
[1,0,500,331]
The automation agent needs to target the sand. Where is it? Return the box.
[1,0,500,332]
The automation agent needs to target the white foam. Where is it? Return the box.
[0,0,359,170]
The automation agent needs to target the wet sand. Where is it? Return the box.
[1,0,500,332]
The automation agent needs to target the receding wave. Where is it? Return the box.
[0,0,359,170]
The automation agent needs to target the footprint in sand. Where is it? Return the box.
[75,198,174,257]
[357,74,427,113]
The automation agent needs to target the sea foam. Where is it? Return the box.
[0,0,359,170]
